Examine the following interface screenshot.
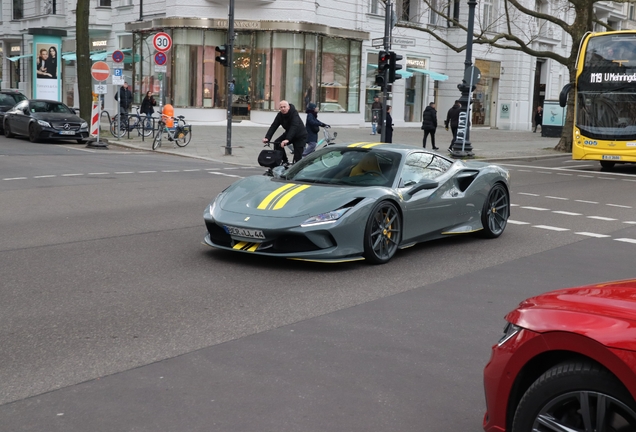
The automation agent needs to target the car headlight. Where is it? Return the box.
[80,122,88,129]
[498,322,521,346]
[37,120,51,127]
[301,208,349,227]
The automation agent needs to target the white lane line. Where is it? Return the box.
[510,204,520,207]
[161,170,179,173]
[562,163,594,167]
[615,238,636,244]
[502,163,635,177]
[521,206,550,211]
[556,173,573,176]
[182,169,201,172]
[575,232,611,238]
[138,171,157,174]
[517,169,533,172]
[533,225,570,231]
[114,171,134,174]
[208,172,243,178]
[624,179,636,182]
[3,177,28,181]
[545,196,568,200]
[577,175,594,178]
[537,171,553,174]
[575,200,598,204]
[518,192,540,196]
[33,175,56,178]
[553,211,582,216]
[62,173,84,176]
[607,204,632,209]
[88,172,109,175]
[587,216,617,221]
[598,177,616,180]
[624,221,636,225]
[507,220,531,225]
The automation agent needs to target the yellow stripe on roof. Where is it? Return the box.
[347,142,374,147]
[257,183,296,210]
[361,143,383,148]
[273,185,311,210]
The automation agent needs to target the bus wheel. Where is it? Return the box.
[600,161,615,170]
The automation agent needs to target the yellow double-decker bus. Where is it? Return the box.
[560,30,636,170]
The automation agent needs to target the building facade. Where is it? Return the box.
[0,0,630,130]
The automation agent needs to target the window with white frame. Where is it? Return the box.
[429,0,440,25]
[99,0,111,6]
[370,0,379,15]
[398,0,413,21]
[482,0,494,29]
[448,0,460,26]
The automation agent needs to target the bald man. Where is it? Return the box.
[263,100,308,164]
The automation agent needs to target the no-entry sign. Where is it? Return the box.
[91,61,110,81]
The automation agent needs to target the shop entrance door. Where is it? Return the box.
[232,33,253,120]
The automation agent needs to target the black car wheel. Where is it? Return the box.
[478,182,509,238]
[28,123,39,143]
[4,121,14,138]
[512,361,636,432]
[363,201,402,264]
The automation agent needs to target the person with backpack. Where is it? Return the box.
[421,102,439,150]
[303,102,329,157]
[262,100,308,165]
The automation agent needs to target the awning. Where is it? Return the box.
[62,48,133,61]
[7,54,34,62]
[407,67,449,81]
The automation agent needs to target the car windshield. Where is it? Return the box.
[29,101,72,114]
[285,147,401,187]
[0,93,26,106]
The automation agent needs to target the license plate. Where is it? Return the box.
[224,225,265,239]
[602,155,621,160]
[59,131,75,135]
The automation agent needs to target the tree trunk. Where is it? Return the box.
[75,0,91,123]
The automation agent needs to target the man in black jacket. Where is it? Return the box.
[445,100,462,151]
[263,101,308,164]
[421,102,438,150]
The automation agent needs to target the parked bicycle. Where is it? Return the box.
[152,115,192,150]
[110,106,153,138]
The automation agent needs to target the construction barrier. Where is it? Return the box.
[90,102,100,137]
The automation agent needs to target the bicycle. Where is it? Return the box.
[259,141,294,176]
[110,106,153,138]
[152,115,192,150]
[302,125,337,158]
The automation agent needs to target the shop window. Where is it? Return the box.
[173,29,204,107]
[303,35,318,110]
[252,32,272,110]
[320,38,350,112]
[203,31,226,109]
[271,33,305,110]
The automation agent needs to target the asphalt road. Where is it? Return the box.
[1,137,635,431]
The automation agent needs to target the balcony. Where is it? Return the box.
[16,14,68,32]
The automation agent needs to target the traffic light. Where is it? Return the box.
[215,45,228,66]
[377,51,390,73]
[389,51,403,83]
[375,74,385,88]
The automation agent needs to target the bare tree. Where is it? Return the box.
[76,0,91,123]
[394,0,625,152]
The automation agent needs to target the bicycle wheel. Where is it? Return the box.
[152,130,163,150]
[175,125,192,147]
[110,115,126,138]
[137,117,153,137]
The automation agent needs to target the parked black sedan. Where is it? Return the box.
[3,99,89,143]
[0,89,28,134]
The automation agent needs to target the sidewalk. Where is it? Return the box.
[100,120,565,166]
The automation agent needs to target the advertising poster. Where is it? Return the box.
[33,35,61,101]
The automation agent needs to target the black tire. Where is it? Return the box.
[5,121,14,138]
[478,182,509,238]
[175,128,191,147]
[110,116,126,138]
[137,119,153,137]
[152,131,162,150]
[28,123,39,143]
[600,160,616,170]
[512,361,636,432]
[363,201,402,264]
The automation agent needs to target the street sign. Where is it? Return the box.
[372,37,385,48]
[112,50,124,63]
[155,65,167,73]
[94,84,108,94]
[154,52,167,66]
[112,68,124,85]
[91,61,110,81]
[153,32,172,52]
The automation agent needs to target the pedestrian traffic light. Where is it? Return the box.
[377,51,390,73]
[215,45,228,66]
[389,51,403,83]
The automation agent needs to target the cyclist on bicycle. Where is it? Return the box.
[303,102,329,158]
[262,100,307,165]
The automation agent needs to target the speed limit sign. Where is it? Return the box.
[153,32,172,52]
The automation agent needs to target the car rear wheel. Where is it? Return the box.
[4,122,14,138]
[28,124,39,143]
[512,361,636,432]
[478,182,509,238]
[363,201,402,264]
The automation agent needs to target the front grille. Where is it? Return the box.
[272,235,321,253]
[51,122,82,131]
[206,222,232,246]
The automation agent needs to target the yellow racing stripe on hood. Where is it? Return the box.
[347,142,374,147]
[272,185,310,210]
[361,143,383,148]
[257,183,296,210]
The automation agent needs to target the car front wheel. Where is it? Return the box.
[4,121,14,138]
[512,361,636,432]
[363,200,402,264]
[29,123,39,143]
[478,182,509,238]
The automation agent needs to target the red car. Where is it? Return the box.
[483,279,636,432]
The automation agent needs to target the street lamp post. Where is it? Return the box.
[450,0,478,158]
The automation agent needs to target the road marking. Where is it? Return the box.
[62,173,84,176]
[606,204,632,209]
[518,192,540,196]
[553,211,582,216]
[510,204,520,207]
[114,172,134,174]
[575,200,598,204]
[537,171,553,174]
[575,232,611,238]
[3,177,28,181]
[545,196,568,200]
[533,225,569,231]
[615,238,636,244]
[161,170,179,173]
[33,175,56,178]
[587,216,617,221]
[521,206,550,211]
[88,172,109,175]
[624,179,636,182]
[624,221,636,224]
[598,177,616,180]
[556,173,573,176]
[577,175,594,178]
[517,169,533,172]
[507,220,531,225]
[138,171,157,173]
[208,172,243,178]
[182,169,201,172]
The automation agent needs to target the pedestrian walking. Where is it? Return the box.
[303,102,329,157]
[370,95,382,135]
[533,106,543,133]
[445,100,462,151]
[421,102,439,150]
[384,105,394,143]
[140,91,157,129]
[115,82,133,114]
[262,100,308,165]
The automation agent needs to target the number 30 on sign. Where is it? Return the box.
[153,32,172,52]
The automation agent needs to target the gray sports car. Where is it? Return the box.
[203,143,511,264]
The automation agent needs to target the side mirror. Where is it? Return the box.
[559,83,572,108]
[406,178,439,197]
[23,108,30,115]
[271,166,287,179]
[69,107,77,115]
